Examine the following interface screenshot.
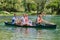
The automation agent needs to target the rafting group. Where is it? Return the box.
[11,12,53,26]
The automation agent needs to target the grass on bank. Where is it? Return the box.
[0,11,57,16]
[0,11,37,16]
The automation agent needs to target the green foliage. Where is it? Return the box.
[0,0,23,12]
[0,0,60,15]
[30,3,37,11]
[46,0,60,15]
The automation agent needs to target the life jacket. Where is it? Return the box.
[38,17,42,23]
[24,17,29,23]
[21,17,32,26]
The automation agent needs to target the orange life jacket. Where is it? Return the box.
[38,17,42,23]
[24,17,29,23]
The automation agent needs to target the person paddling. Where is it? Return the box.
[12,14,22,25]
[36,12,54,25]
[21,14,32,26]
[37,14,43,24]
[12,13,17,24]
[36,12,45,24]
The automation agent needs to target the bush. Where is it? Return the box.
[30,3,37,11]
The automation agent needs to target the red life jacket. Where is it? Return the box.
[38,17,42,23]
[24,17,29,23]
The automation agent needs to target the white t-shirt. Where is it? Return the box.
[12,17,16,20]
[12,17,16,24]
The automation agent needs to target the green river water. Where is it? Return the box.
[0,15,60,40]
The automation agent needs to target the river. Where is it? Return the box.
[0,15,60,40]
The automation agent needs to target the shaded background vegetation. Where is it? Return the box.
[0,0,60,15]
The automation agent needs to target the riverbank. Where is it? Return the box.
[0,11,37,16]
[0,11,57,17]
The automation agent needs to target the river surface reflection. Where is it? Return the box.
[0,15,60,40]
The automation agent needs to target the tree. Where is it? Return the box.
[46,0,60,15]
